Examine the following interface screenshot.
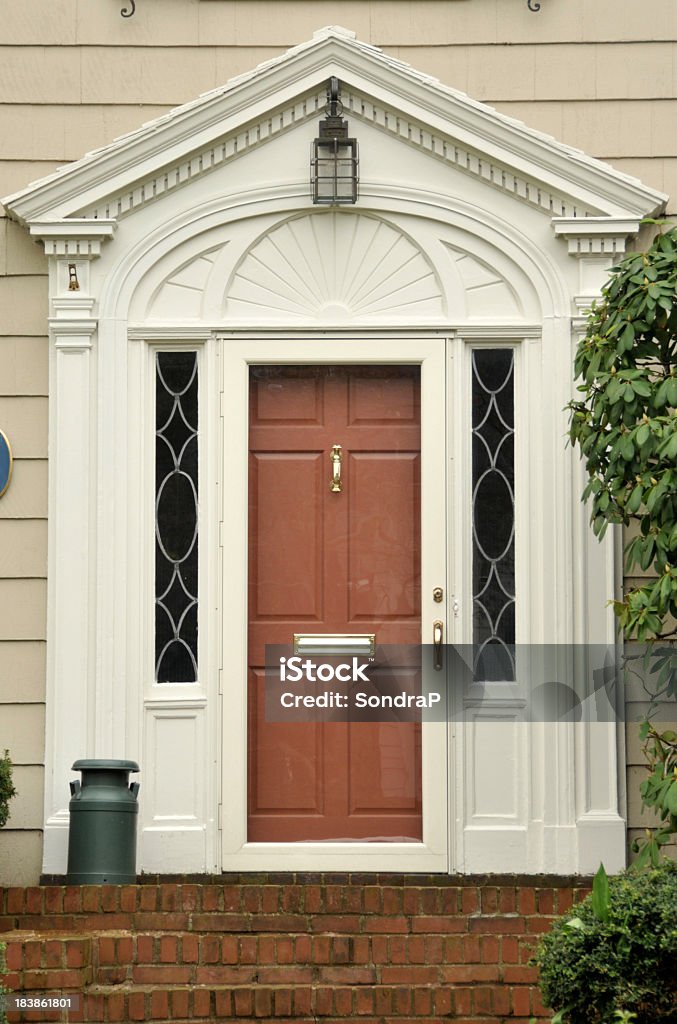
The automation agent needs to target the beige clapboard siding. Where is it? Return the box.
[0,277,48,335]
[0,580,47,641]
[3,765,44,829]
[0,460,47,520]
[0,105,172,164]
[0,398,48,458]
[0,521,47,578]
[0,220,48,276]
[0,163,69,207]
[0,641,46,703]
[0,337,48,396]
[0,42,674,106]
[390,42,677,104]
[4,0,677,48]
[0,832,43,886]
[490,100,677,160]
[1,703,45,762]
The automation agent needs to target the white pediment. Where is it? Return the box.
[2,25,667,233]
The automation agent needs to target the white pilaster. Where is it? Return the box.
[43,312,98,874]
[554,216,634,873]
[37,226,112,875]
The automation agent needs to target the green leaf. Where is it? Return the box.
[626,484,644,514]
[635,423,651,446]
[666,781,677,817]
[660,433,677,461]
[632,380,652,399]
[620,323,635,348]
[591,862,610,922]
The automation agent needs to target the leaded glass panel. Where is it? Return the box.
[155,351,198,683]
[472,349,515,680]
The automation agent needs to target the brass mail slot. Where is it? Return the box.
[293,633,376,657]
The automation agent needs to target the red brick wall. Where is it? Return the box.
[0,877,590,1022]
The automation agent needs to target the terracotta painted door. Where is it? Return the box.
[248,365,422,841]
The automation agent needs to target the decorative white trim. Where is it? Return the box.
[220,336,448,873]
[75,91,601,226]
[552,217,641,256]
[50,318,97,345]
[3,28,665,227]
[23,26,655,876]
[83,98,325,223]
[31,220,116,258]
[42,314,98,875]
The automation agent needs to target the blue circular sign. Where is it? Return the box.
[0,431,13,498]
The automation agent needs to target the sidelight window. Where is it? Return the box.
[154,350,199,683]
[471,348,515,680]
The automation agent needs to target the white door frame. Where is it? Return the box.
[220,335,449,872]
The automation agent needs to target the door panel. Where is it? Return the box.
[250,453,323,619]
[248,365,422,841]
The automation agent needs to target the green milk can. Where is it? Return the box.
[66,759,140,884]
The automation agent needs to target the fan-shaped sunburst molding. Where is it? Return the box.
[226,213,444,322]
[443,243,522,318]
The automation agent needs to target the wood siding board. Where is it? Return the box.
[0,579,47,640]
[0,641,46,702]
[0,703,46,761]
[0,398,48,458]
[0,338,48,396]
[0,520,47,577]
[0,278,48,336]
[0,831,43,885]
[0,461,48,520]
[3,764,44,828]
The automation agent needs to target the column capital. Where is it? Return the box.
[552,216,641,257]
[30,219,116,258]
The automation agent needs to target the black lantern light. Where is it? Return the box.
[310,78,359,205]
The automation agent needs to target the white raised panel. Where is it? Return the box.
[466,712,524,823]
[140,705,209,871]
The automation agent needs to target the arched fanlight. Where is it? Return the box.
[310,78,359,205]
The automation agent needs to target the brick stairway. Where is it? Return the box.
[0,876,590,1023]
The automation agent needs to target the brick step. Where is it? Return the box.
[4,930,540,978]
[1,880,583,1021]
[4,982,543,1022]
[0,879,582,927]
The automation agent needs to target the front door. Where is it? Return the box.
[221,338,448,870]
[248,364,422,841]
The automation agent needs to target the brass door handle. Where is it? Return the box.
[433,619,443,671]
[330,444,342,492]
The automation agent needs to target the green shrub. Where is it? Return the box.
[0,751,16,829]
[533,862,677,1024]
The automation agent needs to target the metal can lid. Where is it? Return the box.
[72,759,140,772]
